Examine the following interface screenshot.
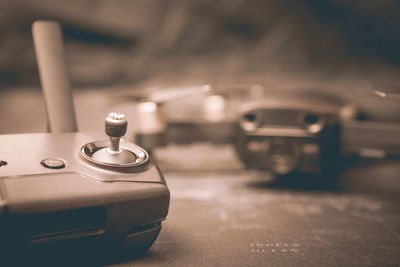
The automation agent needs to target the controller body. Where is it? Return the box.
[0,132,170,255]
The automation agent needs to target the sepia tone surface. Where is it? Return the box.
[0,1,399,266]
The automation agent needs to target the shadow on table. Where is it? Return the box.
[247,172,342,192]
[247,160,400,197]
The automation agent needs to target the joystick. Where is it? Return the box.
[105,112,127,154]
[80,112,149,169]
[90,112,137,165]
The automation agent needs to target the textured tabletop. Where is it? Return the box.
[1,89,399,266]
[110,145,400,266]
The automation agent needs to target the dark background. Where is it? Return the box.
[1,0,400,128]
[0,0,399,87]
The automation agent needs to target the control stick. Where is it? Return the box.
[91,112,136,164]
[105,112,127,154]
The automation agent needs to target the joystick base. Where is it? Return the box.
[91,148,137,165]
[80,139,149,169]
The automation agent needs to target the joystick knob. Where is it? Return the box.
[89,112,137,165]
[105,112,127,154]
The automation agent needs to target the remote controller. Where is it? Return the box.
[0,113,170,254]
[0,21,170,260]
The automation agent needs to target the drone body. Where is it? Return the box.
[131,86,400,178]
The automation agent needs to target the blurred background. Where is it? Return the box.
[1,3,399,265]
[0,0,399,133]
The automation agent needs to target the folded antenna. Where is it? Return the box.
[32,21,77,132]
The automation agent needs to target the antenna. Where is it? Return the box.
[32,21,77,132]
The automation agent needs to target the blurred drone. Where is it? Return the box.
[117,84,400,177]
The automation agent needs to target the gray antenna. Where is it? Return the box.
[32,21,77,132]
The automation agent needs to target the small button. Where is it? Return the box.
[41,158,65,169]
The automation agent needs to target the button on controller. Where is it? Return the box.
[41,158,65,169]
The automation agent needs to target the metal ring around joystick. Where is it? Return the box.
[80,140,149,168]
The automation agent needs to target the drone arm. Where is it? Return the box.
[165,121,237,145]
[341,120,400,159]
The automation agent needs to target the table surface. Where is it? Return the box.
[1,89,399,266]
[109,144,400,267]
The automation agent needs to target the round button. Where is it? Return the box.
[41,158,65,169]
